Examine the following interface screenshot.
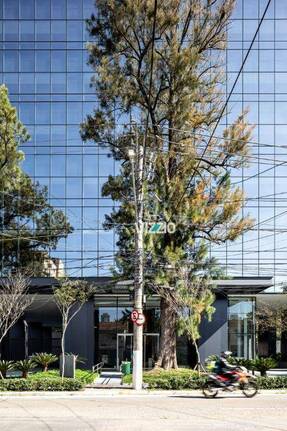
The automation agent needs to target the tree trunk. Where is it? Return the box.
[61,323,67,382]
[193,339,201,375]
[155,298,178,370]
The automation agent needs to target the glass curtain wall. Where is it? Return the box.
[1,0,287,286]
[210,0,287,290]
[0,0,117,276]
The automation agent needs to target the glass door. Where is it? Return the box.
[117,333,133,369]
[116,333,160,370]
[144,334,159,369]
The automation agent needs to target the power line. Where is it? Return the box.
[168,0,273,221]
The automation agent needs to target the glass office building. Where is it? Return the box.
[0,0,286,285]
[0,0,286,365]
[211,0,287,290]
[0,0,118,278]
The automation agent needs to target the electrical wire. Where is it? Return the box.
[168,0,273,221]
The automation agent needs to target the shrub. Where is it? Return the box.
[32,353,58,372]
[253,357,278,376]
[123,368,206,389]
[15,359,36,378]
[124,369,287,390]
[257,376,287,389]
[0,378,84,391]
[229,357,254,370]
[0,360,14,378]
[29,369,97,384]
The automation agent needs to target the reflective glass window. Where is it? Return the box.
[84,178,98,198]
[19,0,35,19]
[83,230,97,251]
[67,0,83,18]
[67,73,82,93]
[67,102,82,124]
[51,0,66,19]
[35,155,50,177]
[99,155,114,177]
[20,74,35,94]
[35,0,51,19]
[51,125,66,144]
[83,155,98,176]
[67,155,83,177]
[4,21,18,41]
[67,21,83,41]
[20,21,34,41]
[66,231,82,251]
[51,21,66,41]
[36,73,50,93]
[67,50,83,72]
[83,207,97,228]
[3,0,18,19]
[67,207,82,229]
[83,73,92,92]
[4,51,18,72]
[99,231,114,251]
[51,73,66,93]
[51,51,66,72]
[36,21,50,41]
[36,51,51,72]
[20,51,35,72]
[19,103,35,125]
[51,178,65,198]
[51,155,66,176]
[36,103,51,124]
[35,125,50,146]
[51,102,66,124]
[67,178,82,198]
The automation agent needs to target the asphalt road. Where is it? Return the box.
[0,391,286,431]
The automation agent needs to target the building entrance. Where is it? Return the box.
[116,333,159,370]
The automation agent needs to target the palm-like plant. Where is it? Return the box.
[253,357,277,376]
[0,360,14,378]
[15,359,36,378]
[32,353,58,372]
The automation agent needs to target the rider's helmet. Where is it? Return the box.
[221,351,232,358]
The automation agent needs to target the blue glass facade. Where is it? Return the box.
[0,0,118,276]
[0,0,287,286]
[209,0,287,289]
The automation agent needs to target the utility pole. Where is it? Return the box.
[128,128,144,390]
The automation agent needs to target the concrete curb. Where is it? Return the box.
[0,388,286,399]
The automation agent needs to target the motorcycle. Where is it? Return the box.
[202,366,258,398]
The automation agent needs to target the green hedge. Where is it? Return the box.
[257,376,287,389]
[124,370,287,390]
[29,369,97,384]
[0,378,84,391]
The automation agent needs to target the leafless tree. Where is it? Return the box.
[0,272,33,362]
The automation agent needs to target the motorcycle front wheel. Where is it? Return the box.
[202,382,219,398]
[241,381,258,398]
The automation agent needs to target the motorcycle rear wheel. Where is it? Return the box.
[202,382,219,398]
[241,381,258,398]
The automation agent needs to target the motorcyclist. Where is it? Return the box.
[215,351,237,386]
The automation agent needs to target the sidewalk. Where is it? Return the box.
[0,387,286,399]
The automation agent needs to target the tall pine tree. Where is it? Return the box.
[82,0,253,369]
